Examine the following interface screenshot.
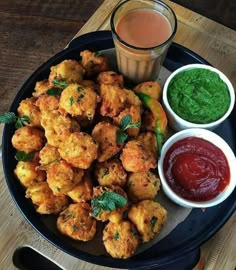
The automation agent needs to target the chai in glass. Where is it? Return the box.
[111,0,177,83]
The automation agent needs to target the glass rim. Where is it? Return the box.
[110,0,178,51]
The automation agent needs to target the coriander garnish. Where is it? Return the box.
[116,114,140,144]
[52,79,68,89]
[0,112,30,129]
[46,88,62,96]
[15,151,35,162]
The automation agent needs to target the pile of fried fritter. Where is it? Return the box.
[11,50,167,259]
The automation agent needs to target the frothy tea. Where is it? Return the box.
[116,9,172,48]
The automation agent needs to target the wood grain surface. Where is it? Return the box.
[0,0,236,270]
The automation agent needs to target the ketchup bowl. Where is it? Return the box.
[158,128,236,208]
[162,64,235,131]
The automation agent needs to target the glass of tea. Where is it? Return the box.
[110,0,177,83]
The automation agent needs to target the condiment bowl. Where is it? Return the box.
[158,128,236,208]
[162,64,235,131]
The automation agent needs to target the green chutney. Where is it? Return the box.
[167,68,230,124]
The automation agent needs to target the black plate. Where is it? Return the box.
[2,31,236,269]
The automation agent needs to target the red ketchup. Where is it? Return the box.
[163,137,230,201]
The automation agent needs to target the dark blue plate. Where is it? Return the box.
[2,31,236,270]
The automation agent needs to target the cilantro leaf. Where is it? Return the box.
[116,129,128,144]
[0,112,17,124]
[52,79,68,89]
[15,115,30,129]
[150,216,158,230]
[113,231,119,240]
[15,151,35,162]
[91,191,127,217]
[46,88,62,96]
[120,114,132,130]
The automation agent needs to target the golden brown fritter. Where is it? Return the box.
[14,160,46,188]
[96,71,124,88]
[91,186,128,223]
[99,84,127,117]
[25,182,68,214]
[38,143,61,170]
[57,202,97,241]
[134,81,162,100]
[40,110,80,147]
[126,171,160,202]
[49,59,84,85]
[95,159,127,187]
[80,50,109,77]
[12,126,45,153]
[67,172,93,203]
[33,80,52,97]
[80,80,97,90]
[58,132,98,169]
[123,88,142,108]
[35,95,59,112]
[91,121,123,162]
[120,140,156,172]
[17,97,41,128]
[46,160,84,195]
[59,83,97,119]
[103,221,140,259]
[137,131,158,160]
[128,200,167,242]
[114,105,141,137]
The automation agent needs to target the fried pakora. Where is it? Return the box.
[128,200,167,242]
[57,202,97,241]
[103,220,140,259]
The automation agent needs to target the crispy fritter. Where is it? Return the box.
[57,203,97,241]
[12,126,44,153]
[96,71,124,88]
[14,160,46,188]
[25,182,68,214]
[59,83,97,119]
[128,200,167,242]
[80,50,109,77]
[67,172,93,202]
[95,159,127,187]
[134,81,162,100]
[49,59,84,85]
[137,131,158,159]
[126,171,160,202]
[103,221,140,259]
[40,110,80,147]
[35,95,59,112]
[99,84,127,117]
[46,160,84,195]
[141,110,155,132]
[120,140,156,172]
[92,121,123,162]
[33,80,52,97]
[17,97,41,128]
[58,132,98,169]
[38,143,61,170]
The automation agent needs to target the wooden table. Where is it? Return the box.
[0,1,236,269]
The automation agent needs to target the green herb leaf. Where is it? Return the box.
[52,79,68,89]
[91,191,127,217]
[15,151,35,162]
[116,129,128,144]
[150,216,158,230]
[69,96,74,106]
[113,231,119,240]
[0,112,17,124]
[101,167,109,178]
[120,114,132,130]
[15,115,30,129]
[126,121,141,129]
[46,88,62,96]
[94,51,102,57]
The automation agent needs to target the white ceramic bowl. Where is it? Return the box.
[162,64,235,131]
[158,128,236,208]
